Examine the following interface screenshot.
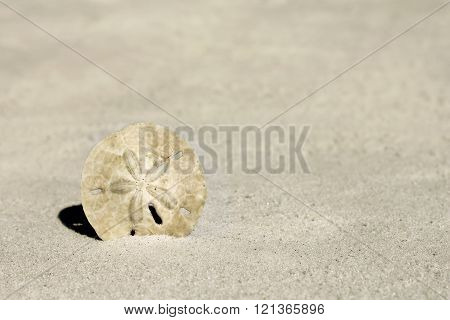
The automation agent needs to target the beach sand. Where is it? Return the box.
[0,0,448,299]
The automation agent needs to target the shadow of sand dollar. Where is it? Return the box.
[58,205,100,240]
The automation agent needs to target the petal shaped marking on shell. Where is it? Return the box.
[123,149,141,180]
[146,162,169,182]
[145,151,183,182]
[109,179,136,194]
[141,152,157,175]
[129,190,144,224]
[147,186,178,210]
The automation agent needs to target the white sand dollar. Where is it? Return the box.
[81,123,207,240]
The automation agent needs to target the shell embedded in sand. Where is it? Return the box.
[81,123,207,240]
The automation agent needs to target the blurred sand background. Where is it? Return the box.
[0,0,449,299]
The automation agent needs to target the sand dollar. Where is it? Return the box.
[81,123,207,240]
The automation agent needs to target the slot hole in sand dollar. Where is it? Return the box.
[148,204,162,224]
[89,188,103,195]
[180,208,190,215]
[130,229,135,236]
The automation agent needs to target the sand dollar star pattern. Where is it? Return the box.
[109,149,179,224]
[81,123,207,240]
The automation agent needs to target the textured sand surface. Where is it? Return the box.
[0,0,449,299]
